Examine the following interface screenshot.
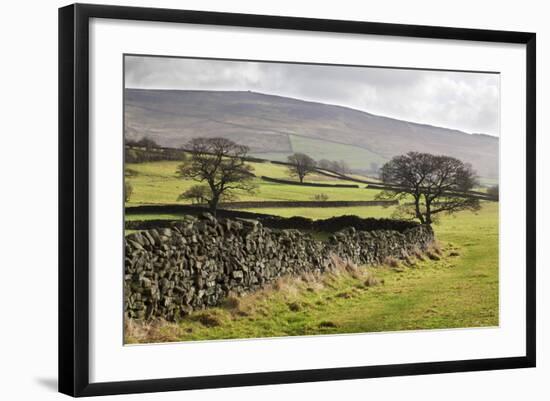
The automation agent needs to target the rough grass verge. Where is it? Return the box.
[124,253,384,344]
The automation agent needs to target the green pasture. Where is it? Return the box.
[248,152,290,163]
[125,203,498,342]
[125,160,381,206]
[123,157,499,342]
[289,134,387,170]
[240,205,394,220]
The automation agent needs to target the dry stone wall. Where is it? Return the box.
[125,214,434,320]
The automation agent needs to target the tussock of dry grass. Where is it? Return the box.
[222,292,241,310]
[383,256,401,268]
[300,272,318,283]
[193,311,223,327]
[272,276,300,297]
[403,255,416,267]
[364,274,380,287]
[430,241,443,255]
[419,241,444,261]
[124,253,394,343]
[412,247,425,261]
[125,318,180,344]
[221,254,371,316]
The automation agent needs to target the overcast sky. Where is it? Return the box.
[125,55,500,137]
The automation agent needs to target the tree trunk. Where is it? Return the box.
[209,197,219,217]
[414,195,425,224]
[424,196,432,225]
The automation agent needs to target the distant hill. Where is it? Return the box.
[125,89,499,179]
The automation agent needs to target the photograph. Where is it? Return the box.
[123,54,500,344]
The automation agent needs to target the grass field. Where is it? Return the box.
[125,160,381,206]
[125,202,498,343]
[289,134,387,170]
[124,159,499,343]
[248,134,388,172]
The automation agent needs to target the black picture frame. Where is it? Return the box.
[59,3,536,397]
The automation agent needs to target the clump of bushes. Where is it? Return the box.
[318,321,338,328]
[312,193,329,201]
[178,185,209,204]
[125,137,186,163]
[287,302,302,312]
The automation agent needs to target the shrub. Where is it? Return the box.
[287,302,302,312]
[318,321,337,328]
[124,141,186,163]
[312,193,329,201]
[178,185,209,204]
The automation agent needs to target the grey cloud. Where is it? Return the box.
[125,55,499,136]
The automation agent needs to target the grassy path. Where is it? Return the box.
[125,203,498,343]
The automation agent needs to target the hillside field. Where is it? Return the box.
[125,160,382,206]
[125,202,498,342]
[124,160,498,342]
[251,134,387,171]
[125,88,499,179]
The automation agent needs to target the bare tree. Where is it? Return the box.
[377,152,480,225]
[317,159,351,175]
[333,160,351,175]
[287,153,317,183]
[177,137,256,215]
[126,136,160,149]
[487,184,499,200]
[369,162,380,176]
[317,159,333,171]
